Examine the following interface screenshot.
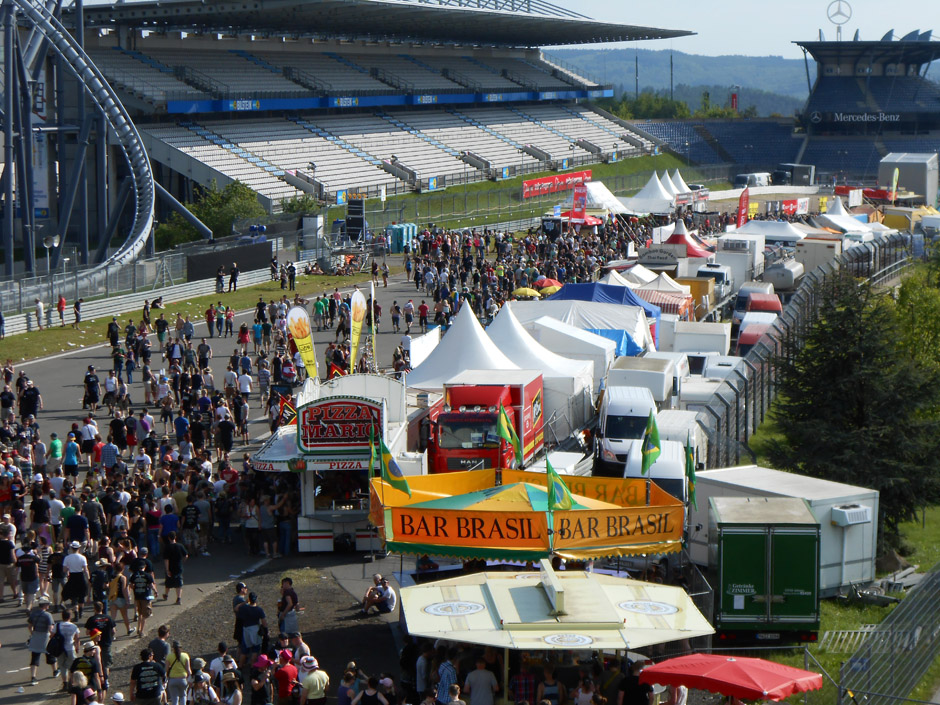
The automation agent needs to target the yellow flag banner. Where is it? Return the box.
[349,290,368,371]
[286,306,318,379]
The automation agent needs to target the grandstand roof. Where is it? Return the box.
[77,0,692,47]
[795,40,940,67]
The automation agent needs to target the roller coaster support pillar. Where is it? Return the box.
[155,181,214,240]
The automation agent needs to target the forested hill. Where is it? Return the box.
[549,47,813,102]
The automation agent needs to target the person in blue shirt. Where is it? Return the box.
[159,505,180,554]
[63,433,83,478]
[173,412,189,445]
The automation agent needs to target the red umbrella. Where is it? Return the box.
[639,654,823,702]
[559,211,604,226]
[533,278,563,289]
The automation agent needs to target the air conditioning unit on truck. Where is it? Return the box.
[423,370,544,473]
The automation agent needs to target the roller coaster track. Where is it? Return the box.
[12,0,154,270]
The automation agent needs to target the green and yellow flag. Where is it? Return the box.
[497,403,523,468]
[368,426,379,477]
[546,459,574,511]
[380,436,411,497]
[641,411,661,476]
[685,432,697,509]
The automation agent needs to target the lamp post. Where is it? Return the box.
[42,234,60,275]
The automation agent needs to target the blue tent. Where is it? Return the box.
[587,329,643,357]
[547,283,661,343]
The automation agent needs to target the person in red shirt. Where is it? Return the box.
[205,305,216,339]
[57,295,67,327]
[274,649,299,704]
[417,301,429,334]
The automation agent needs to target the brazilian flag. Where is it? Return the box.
[685,432,697,510]
[547,459,574,511]
[641,411,661,476]
[368,426,379,477]
[497,403,523,468]
[380,436,411,497]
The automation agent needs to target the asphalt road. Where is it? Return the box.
[0,265,429,695]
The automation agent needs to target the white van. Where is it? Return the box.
[733,172,772,188]
[595,386,657,477]
[623,439,687,504]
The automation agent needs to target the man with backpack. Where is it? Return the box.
[85,601,117,684]
[130,562,155,636]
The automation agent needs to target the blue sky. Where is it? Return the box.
[568,0,931,58]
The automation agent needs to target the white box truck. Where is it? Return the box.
[674,321,732,356]
[688,465,879,597]
[656,409,707,467]
[606,357,678,409]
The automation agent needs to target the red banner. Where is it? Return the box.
[736,187,750,228]
[571,184,588,222]
[781,199,798,216]
[523,170,592,199]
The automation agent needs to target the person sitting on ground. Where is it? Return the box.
[360,577,396,616]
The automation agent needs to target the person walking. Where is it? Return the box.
[26,596,54,685]
[166,640,193,705]
[130,648,167,705]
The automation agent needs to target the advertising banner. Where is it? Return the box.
[297,396,383,455]
[736,187,749,228]
[796,198,810,215]
[571,184,588,222]
[522,169,592,199]
[818,196,828,213]
[553,506,684,553]
[348,289,368,371]
[390,507,549,551]
[781,200,798,216]
[287,306,318,379]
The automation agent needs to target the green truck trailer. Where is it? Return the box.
[708,496,821,643]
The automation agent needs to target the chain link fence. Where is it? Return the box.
[694,232,913,470]
[838,561,940,705]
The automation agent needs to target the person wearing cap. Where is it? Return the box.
[62,540,90,619]
[189,671,220,705]
[18,378,42,422]
[214,653,243,693]
[359,573,383,610]
[273,649,298,705]
[25,595,54,685]
[237,591,267,665]
[360,577,397,617]
[299,656,329,705]
[288,632,310,667]
[111,692,126,703]
[69,640,102,697]
[130,648,167,705]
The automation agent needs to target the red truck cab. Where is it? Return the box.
[424,370,544,473]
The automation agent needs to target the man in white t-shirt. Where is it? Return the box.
[361,577,397,615]
[135,450,152,475]
[237,372,252,400]
[49,492,65,539]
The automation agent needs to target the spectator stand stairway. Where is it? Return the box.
[180,121,287,181]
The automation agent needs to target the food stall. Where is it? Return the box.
[253,374,427,552]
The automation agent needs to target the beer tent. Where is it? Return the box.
[486,305,594,441]
[406,303,517,391]
[370,469,684,560]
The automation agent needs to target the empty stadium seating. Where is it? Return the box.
[88,48,208,102]
[800,139,883,176]
[145,50,307,98]
[256,52,389,93]
[863,76,940,113]
[805,77,869,113]
[703,121,800,165]
[633,121,724,164]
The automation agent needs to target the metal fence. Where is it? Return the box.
[838,561,940,705]
[695,232,913,470]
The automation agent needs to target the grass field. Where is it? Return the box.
[0,268,389,363]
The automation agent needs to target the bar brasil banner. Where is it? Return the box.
[523,169,592,199]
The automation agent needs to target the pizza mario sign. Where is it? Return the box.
[297,396,383,455]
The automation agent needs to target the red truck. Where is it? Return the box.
[424,370,545,473]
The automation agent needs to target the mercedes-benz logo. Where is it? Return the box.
[827,0,851,25]
[810,111,823,124]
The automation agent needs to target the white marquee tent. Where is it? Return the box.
[521,316,615,390]
[601,263,658,287]
[406,304,517,391]
[559,181,628,214]
[639,272,691,295]
[816,197,874,234]
[660,170,680,197]
[671,169,692,193]
[488,305,595,440]
[620,172,675,214]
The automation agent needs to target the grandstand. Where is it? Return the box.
[59,0,693,214]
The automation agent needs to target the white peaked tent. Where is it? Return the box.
[817,196,873,235]
[600,270,636,288]
[488,305,595,440]
[522,316,615,390]
[620,172,675,214]
[671,169,692,193]
[559,181,628,214]
[405,304,517,391]
[639,272,692,295]
[660,170,680,196]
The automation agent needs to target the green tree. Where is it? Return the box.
[769,271,940,547]
[155,180,265,250]
[279,193,321,214]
